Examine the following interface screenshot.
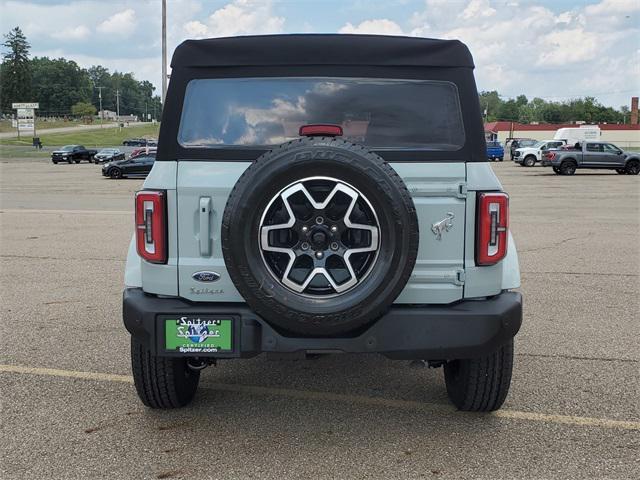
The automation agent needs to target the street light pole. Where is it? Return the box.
[162,0,167,106]
[116,89,120,130]
[96,86,104,128]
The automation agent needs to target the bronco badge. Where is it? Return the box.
[192,271,221,282]
[431,212,455,240]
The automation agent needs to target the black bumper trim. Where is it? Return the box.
[123,288,522,360]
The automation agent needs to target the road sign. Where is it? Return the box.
[12,102,39,109]
[18,119,35,131]
[12,103,38,137]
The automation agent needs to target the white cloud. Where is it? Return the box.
[97,9,137,35]
[183,20,209,38]
[182,0,284,38]
[459,0,496,20]
[339,19,404,35]
[50,25,90,41]
[536,28,600,66]
[585,0,640,15]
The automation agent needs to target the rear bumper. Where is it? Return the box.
[123,288,522,360]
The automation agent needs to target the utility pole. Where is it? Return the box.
[96,86,104,128]
[162,0,167,106]
[116,89,121,130]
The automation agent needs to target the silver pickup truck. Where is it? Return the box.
[542,141,640,175]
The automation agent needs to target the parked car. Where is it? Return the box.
[486,141,504,161]
[94,148,125,164]
[123,35,522,412]
[51,145,97,164]
[541,141,640,175]
[513,139,566,167]
[102,153,155,179]
[130,146,157,159]
[123,138,155,147]
[508,138,536,159]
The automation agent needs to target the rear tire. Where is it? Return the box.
[131,338,200,409]
[444,339,514,412]
[625,160,639,175]
[616,168,627,175]
[560,161,576,175]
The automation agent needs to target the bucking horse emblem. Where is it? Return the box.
[431,212,455,240]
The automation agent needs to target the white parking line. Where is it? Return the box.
[2,363,639,431]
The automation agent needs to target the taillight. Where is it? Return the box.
[546,152,556,160]
[135,190,167,263]
[476,192,509,266]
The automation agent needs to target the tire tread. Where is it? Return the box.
[130,338,199,409]
[444,339,514,412]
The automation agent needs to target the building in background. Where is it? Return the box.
[484,122,640,149]
[98,109,118,121]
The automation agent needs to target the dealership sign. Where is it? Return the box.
[12,102,39,109]
[12,103,39,136]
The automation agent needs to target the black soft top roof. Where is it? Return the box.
[171,34,474,69]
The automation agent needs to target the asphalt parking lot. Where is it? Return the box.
[1,155,638,479]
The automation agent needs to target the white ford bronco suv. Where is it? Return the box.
[123,34,522,412]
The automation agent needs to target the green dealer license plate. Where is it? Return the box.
[164,317,233,353]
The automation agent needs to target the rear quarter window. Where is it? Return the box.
[178,77,465,151]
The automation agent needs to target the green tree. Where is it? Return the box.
[620,105,630,124]
[30,57,92,115]
[478,90,501,121]
[0,26,32,111]
[515,95,528,107]
[71,101,96,122]
[497,100,519,122]
[87,65,114,112]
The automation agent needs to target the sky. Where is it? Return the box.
[1,0,639,109]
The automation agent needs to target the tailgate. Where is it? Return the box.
[176,161,466,305]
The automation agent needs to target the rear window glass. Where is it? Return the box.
[178,77,465,150]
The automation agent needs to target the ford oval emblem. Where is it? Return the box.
[192,271,221,283]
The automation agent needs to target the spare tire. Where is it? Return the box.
[221,137,419,336]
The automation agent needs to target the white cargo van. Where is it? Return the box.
[553,126,601,145]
